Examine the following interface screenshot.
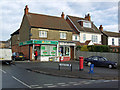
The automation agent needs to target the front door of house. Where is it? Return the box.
[70,46,74,60]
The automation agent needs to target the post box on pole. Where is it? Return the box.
[79,56,84,71]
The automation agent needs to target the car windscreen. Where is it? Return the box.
[103,57,108,61]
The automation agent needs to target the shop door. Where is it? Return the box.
[70,46,74,60]
[35,46,41,60]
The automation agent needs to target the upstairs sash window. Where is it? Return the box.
[39,31,47,38]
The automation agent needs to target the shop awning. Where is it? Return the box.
[19,40,58,46]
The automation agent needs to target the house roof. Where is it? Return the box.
[11,29,19,36]
[26,13,73,31]
[67,15,101,34]
[102,31,120,37]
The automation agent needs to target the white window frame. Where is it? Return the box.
[119,39,120,46]
[39,31,47,38]
[83,21,91,28]
[112,38,114,45]
[92,35,98,43]
[60,32,66,39]
[83,34,86,41]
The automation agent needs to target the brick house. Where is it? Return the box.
[66,14,102,45]
[11,29,19,52]
[11,5,75,61]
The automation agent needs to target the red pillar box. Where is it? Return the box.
[79,56,84,71]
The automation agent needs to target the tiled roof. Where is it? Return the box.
[67,15,101,34]
[102,31,120,37]
[26,13,73,31]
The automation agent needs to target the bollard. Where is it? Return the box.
[89,64,94,74]
[79,56,84,71]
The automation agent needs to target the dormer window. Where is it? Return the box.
[78,20,91,28]
[83,21,91,28]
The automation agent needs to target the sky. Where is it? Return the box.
[0,0,119,41]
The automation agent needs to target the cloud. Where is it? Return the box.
[0,0,119,41]
[103,24,118,32]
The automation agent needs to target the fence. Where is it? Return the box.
[75,50,120,64]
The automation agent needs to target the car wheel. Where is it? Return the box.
[108,64,113,69]
[87,62,91,66]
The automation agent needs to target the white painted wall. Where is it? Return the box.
[72,34,80,41]
[108,37,119,46]
[80,32,102,44]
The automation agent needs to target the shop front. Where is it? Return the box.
[19,40,59,61]
[58,41,76,62]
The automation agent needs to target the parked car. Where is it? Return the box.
[84,56,117,69]
[12,52,26,61]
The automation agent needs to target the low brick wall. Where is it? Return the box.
[75,50,120,65]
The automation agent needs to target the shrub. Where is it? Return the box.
[80,45,89,51]
[76,45,81,51]
[87,45,109,52]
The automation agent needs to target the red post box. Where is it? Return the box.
[79,56,84,71]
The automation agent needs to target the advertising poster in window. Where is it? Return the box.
[50,46,57,56]
[41,45,57,56]
[41,45,48,56]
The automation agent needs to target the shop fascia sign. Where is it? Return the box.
[19,40,58,46]
[59,42,75,46]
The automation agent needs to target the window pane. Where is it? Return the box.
[60,32,66,39]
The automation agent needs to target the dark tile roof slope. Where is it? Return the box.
[67,15,101,34]
[103,31,120,37]
[26,13,73,31]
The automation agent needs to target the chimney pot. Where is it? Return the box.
[24,5,29,15]
[99,25,103,31]
[85,13,91,21]
[61,12,65,19]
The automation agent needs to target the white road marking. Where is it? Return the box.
[44,84,53,86]
[111,80,118,82]
[104,80,111,83]
[0,69,6,74]
[34,86,43,88]
[47,85,57,88]
[12,76,31,88]
[84,82,91,84]
[57,83,66,85]
[60,84,69,86]
[30,85,39,87]
[73,83,81,86]
[69,82,77,84]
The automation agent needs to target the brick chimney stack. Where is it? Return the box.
[61,12,65,19]
[24,5,29,15]
[85,13,91,21]
[99,25,103,31]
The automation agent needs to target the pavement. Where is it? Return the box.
[22,60,119,80]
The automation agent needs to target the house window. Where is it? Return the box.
[92,35,98,43]
[39,31,47,38]
[119,39,120,46]
[112,38,114,45]
[83,21,91,28]
[83,34,86,41]
[75,35,77,40]
[60,32,66,39]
